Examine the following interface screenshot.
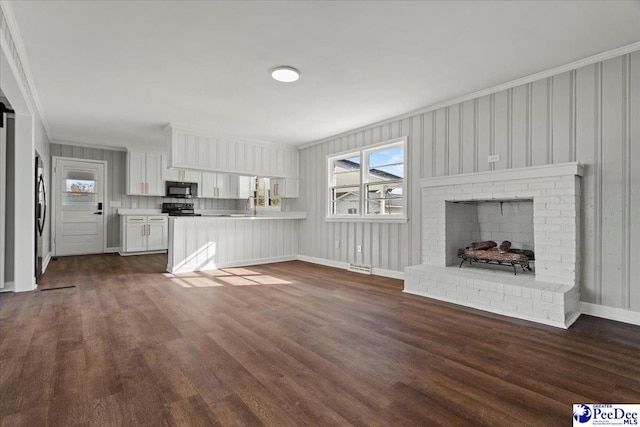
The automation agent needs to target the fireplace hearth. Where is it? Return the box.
[404,162,583,328]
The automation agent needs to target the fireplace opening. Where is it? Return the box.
[445,199,534,274]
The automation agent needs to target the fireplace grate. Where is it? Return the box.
[457,241,534,275]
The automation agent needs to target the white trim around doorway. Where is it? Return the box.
[51,156,108,256]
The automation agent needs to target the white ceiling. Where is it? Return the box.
[7,1,640,150]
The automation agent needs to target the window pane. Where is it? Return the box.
[63,179,97,206]
[366,182,403,215]
[65,179,96,193]
[334,157,360,173]
[369,146,403,168]
[331,186,360,215]
[369,164,404,181]
[334,156,360,187]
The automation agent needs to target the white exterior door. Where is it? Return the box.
[54,158,106,256]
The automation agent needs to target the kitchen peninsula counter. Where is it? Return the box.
[167,212,305,273]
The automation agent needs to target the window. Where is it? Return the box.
[328,137,406,221]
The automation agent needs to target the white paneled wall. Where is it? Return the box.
[295,51,640,312]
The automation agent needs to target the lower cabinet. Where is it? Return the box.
[120,215,168,254]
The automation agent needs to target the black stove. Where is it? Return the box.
[162,202,201,216]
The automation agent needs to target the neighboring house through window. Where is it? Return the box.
[328,137,407,221]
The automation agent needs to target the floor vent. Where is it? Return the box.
[348,263,372,275]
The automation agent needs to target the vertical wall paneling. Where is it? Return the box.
[570,70,577,162]
[444,109,450,176]
[423,113,434,178]
[600,57,626,307]
[457,104,463,174]
[629,51,640,311]
[575,64,597,302]
[512,85,528,169]
[530,79,548,166]
[622,54,631,309]
[400,118,411,268]
[435,109,446,177]
[476,96,491,172]
[493,90,509,171]
[547,77,554,164]
[298,49,640,313]
[526,83,533,166]
[552,71,571,164]
[411,116,422,266]
[507,89,513,169]
[461,101,475,174]
[419,114,426,178]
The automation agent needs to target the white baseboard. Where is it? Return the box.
[105,247,119,254]
[580,302,640,326]
[41,252,52,273]
[372,267,405,280]
[296,255,349,270]
[296,255,405,280]
[0,281,15,293]
[119,250,167,257]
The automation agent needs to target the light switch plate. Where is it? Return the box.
[110,200,122,208]
[488,154,500,163]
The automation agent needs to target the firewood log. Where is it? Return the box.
[471,241,497,250]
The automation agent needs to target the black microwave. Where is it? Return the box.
[166,181,198,198]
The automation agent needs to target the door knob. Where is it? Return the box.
[94,212,103,215]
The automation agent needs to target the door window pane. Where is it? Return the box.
[63,179,97,206]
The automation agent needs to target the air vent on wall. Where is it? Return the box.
[348,263,372,275]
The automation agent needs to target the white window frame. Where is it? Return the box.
[326,136,408,223]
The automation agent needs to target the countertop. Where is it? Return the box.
[118,209,167,216]
[171,211,306,220]
[118,208,305,219]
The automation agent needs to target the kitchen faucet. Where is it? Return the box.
[245,193,257,216]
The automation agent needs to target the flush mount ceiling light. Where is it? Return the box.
[271,66,300,83]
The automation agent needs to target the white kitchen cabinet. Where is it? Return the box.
[200,172,239,199]
[126,152,164,196]
[120,215,168,254]
[236,176,254,200]
[166,125,298,178]
[161,155,202,184]
[147,216,169,250]
[271,178,298,198]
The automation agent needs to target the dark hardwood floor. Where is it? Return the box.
[1,254,639,426]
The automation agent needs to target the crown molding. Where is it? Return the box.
[0,1,52,141]
[51,139,127,152]
[300,41,640,150]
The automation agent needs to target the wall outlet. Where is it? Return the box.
[335,240,340,249]
[110,200,122,208]
[488,154,500,163]
[357,245,362,253]
[131,202,137,208]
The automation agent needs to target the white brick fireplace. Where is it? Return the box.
[404,162,583,328]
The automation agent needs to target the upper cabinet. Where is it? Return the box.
[166,125,299,179]
[161,155,201,185]
[270,177,299,198]
[200,172,239,199]
[126,152,164,196]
